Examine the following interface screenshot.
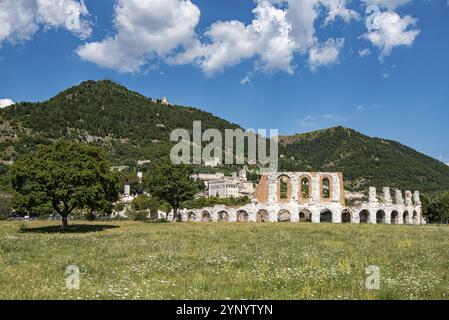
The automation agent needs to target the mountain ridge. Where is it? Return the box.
[278,126,449,192]
[1,80,448,193]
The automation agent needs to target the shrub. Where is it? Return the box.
[127,210,148,221]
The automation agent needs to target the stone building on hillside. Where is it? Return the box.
[177,171,424,225]
[192,167,255,199]
[160,97,173,106]
[208,180,239,198]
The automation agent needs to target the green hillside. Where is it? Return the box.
[0,80,448,194]
[0,80,241,167]
[278,127,449,193]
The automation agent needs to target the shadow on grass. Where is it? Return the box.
[20,224,120,234]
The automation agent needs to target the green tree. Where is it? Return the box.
[0,193,12,220]
[428,192,449,224]
[143,163,198,221]
[11,141,119,230]
[129,194,162,221]
[131,195,153,211]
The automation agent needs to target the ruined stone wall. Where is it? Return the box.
[254,174,268,203]
[174,172,424,225]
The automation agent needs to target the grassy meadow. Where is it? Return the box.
[0,221,448,300]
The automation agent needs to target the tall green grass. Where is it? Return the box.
[0,221,448,300]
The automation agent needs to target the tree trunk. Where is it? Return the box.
[173,207,180,222]
[61,214,69,231]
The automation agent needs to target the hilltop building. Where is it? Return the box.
[161,97,173,106]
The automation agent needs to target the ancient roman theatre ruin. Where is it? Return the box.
[178,172,424,225]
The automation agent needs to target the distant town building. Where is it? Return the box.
[111,166,129,172]
[124,185,131,196]
[192,166,255,199]
[209,180,239,198]
[204,157,221,167]
[239,181,255,197]
[137,160,152,166]
[191,173,225,189]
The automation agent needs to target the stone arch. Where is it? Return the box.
[320,209,333,223]
[256,210,270,223]
[201,211,212,222]
[188,211,197,222]
[217,211,229,222]
[413,210,419,225]
[403,211,410,224]
[359,210,370,224]
[299,209,312,223]
[321,176,332,200]
[391,210,399,224]
[237,210,249,222]
[278,209,291,222]
[277,175,292,202]
[342,209,352,223]
[376,210,386,224]
[299,175,311,200]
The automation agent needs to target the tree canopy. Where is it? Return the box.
[11,141,119,230]
[143,163,198,221]
[424,192,449,224]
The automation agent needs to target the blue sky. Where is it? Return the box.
[0,0,448,163]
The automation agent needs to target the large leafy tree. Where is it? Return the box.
[11,141,119,230]
[143,163,198,221]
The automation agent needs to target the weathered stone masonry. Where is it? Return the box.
[177,172,424,225]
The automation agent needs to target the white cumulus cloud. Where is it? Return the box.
[358,48,371,57]
[362,11,420,59]
[0,0,424,77]
[74,0,358,75]
[173,0,357,76]
[172,1,296,76]
[363,0,411,10]
[0,0,91,45]
[76,0,201,73]
[0,99,15,108]
[308,38,345,71]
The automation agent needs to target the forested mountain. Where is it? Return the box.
[278,127,449,193]
[0,80,241,166]
[0,80,448,193]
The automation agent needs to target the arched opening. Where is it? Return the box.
[342,209,352,223]
[300,177,310,199]
[322,177,331,200]
[376,210,386,224]
[403,211,410,224]
[188,212,196,222]
[217,211,229,222]
[320,210,333,223]
[359,210,370,224]
[257,210,270,223]
[413,211,419,225]
[299,209,312,223]
[278,210,291,222]
[391,211,399,224]
[277,175,291,202]
[237,210,249,222]
[201,211,211,222]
